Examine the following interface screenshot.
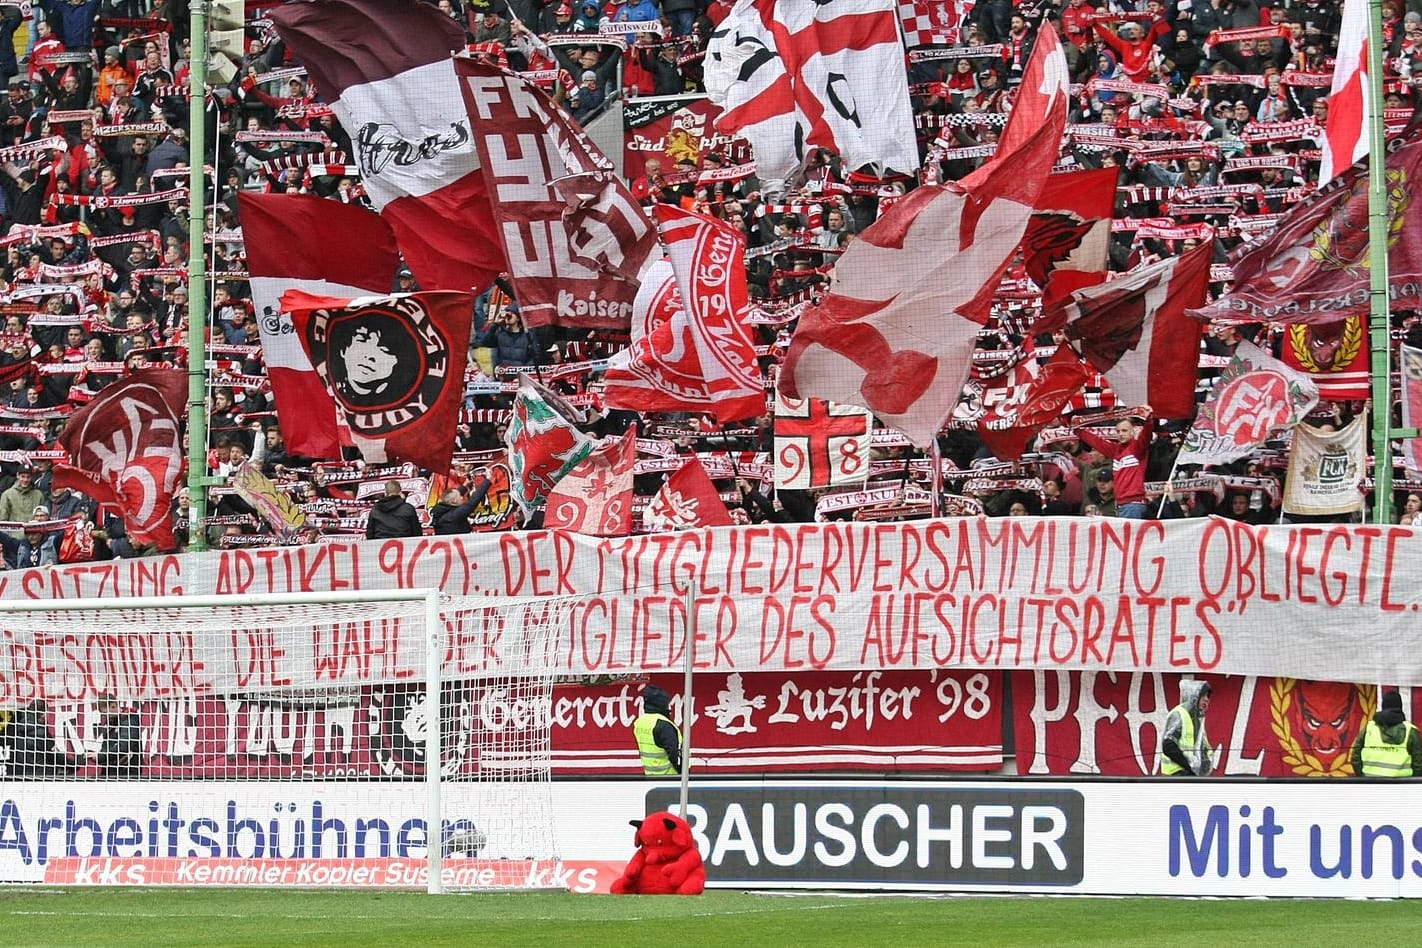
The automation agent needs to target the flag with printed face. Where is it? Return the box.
[53,367,186,549]
[604,206,766,423]
[1319,0,1370,184]
[704,0,918,180]
[543,429,637,536]
[506,377,597,514]
[456,58,656,329]
[240,192,402,459]
[1283,415,1365,516]
[779,24,1068,446]
[1178,340,1320,466]
[774,395,872,489]
[1041,241,1213,419]
[1022,167,1117,305]
[269,0,507,294]
[279,289,472,474]
[644,455,734,530]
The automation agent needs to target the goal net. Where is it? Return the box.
[0,590,578,893]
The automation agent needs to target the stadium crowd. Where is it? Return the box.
[0,0,1408,565]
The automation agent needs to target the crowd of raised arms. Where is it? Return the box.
[0,0,1406,568]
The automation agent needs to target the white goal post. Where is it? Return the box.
[0,589,579,893]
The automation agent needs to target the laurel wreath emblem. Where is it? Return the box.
[1285,316,1364,374]
[1269,677,1374,777]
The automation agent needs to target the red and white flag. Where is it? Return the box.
[456,58,655,329]
[1042,241,1213,419]
[604,206,766,424]
[1401,343,1422,478]
[239,193,401,460]
[705,0,918,180]
[1022,167,1117,306]
[1319,0,1370,184]
[544,428,637,536]
[976,346,1092,461]
[780,24,1068,446]
[774,395,872,489]
[644,455,734,531]
[1278,316,1371,401]
[269,0,507,294]
[506,378,597,515]
[898,1,970,48]
[53,367,186,549]
[1178,340,1320,466]
[279,289,472,474]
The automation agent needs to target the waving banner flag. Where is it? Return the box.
[1177,340,1320,467]
[506,378,597,514]
[269,0,507,294]
[456,58,655,329]
[543,429,637,537]
[1194,127,1422,326]
[774,395,872,489]
[780,24,1068,446]
[1023,167,1117,306]
[1319,0,1370,184]
[1044,241,1213,419]
[705,0,918,180]
[240,193,402,459]
[976,347,1093,461]
[279,290,472,474]
[644,455,734,530]
[53,368,186,549]
[1283,416,1366,516]
[604,207,766,424]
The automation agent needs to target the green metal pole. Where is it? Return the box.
[186,3,211,551]
[1367,0,1393,526]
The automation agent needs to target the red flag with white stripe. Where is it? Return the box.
[544,429,637,536]
[270,0,507,294]
[1042,242,1213,419]
[239,192,401,459]
[779,24,1069,446]
[644,455,734,531]
[1319,0,1370,184]
[1022,167,1117,306]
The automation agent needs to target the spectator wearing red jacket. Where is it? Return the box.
[1073,414,1157,519]
[1093,18,1170,82]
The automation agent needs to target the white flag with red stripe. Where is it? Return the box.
[240,192,401,459]
[705,0,918,180]
[779,25,1068,446]
[774,395,872,489]
[1043,242,1214,419]
[270,0,507,294]
[1319,0,1370,184]
[544,428,637,536]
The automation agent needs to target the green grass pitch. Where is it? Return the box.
[0,889,1418,947]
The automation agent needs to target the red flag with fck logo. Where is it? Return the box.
[53,367,187,549]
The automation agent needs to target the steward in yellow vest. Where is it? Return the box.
[1159,680,1213,776]
[1350,690,1422,777]
[633,685,682,776]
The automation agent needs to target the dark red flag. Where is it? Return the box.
[1022,167,1117,305]
[977,347,1093,460]
[53,367,187,549]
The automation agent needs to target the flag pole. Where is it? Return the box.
[186,1,212,551]
[1367,0,1394,525]
[1156,455,1180,518]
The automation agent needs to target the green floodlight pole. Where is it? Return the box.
[186,2,212,551]
[1367,0,1396,526]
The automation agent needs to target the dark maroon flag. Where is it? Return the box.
[53,367,187,549]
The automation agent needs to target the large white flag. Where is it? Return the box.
[705,0,918,181]
[1319,0,1371,184]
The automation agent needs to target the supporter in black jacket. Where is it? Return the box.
[428,477,493,535]
[365,480,423,539]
